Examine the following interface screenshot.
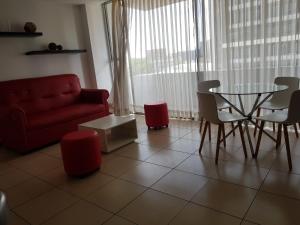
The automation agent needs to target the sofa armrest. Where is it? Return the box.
[80,89,109,104]
[0,105,28,149]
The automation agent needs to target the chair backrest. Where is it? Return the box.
[197,92,221,124]
[270,76,299,105]
[286,90,300,124]
[198,80,223,105]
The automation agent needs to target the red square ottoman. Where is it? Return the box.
[144,102,169,129]
[61,130,101,177]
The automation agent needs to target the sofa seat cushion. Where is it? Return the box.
[27,103,105,130]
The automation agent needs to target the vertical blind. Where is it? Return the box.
[126,0,199,119]
[104,0,300,118]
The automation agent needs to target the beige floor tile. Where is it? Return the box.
[58,172,114,197]
[10,153,62,176]
[41,144,62,159]
[182,130,212,142]
[5,177,54,208]
[241,221,259,225]
[145,150,190,168]
[166,138,199,154]
[7,211,30,225]
[147,127,191,138]
[262,171,300,200]
[271,152,300,174]
[13,189,78,225]
[141,134,178,149]
[176,155,220,178]
[246,192,300,225]
[36,166,68,186]
[0,148,19,163]
[102,216,136,225]
[0,168,32,190]
[114,143,161,161]
[192,179,256,218]
[152,170,208,200]
[197,142,242,161]
[177,155,268,189]
[218,160,269,189]
[101,156,141,177]
[43,200,112,225]
[227,147,276,169]
[87,179,146,213]
[120,162,171,187]
[169,203,241,225]
[119,189,186,225]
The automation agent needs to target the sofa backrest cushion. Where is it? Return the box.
[0,74,81,114]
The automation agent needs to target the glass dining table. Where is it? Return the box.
[210,83,288,157]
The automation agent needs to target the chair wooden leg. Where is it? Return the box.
[283,125,293,171]
[255,121,265,158]
[199,121,209,154]
[293,123,299,138]
[199,117,204,133]
[229,107,235,136]
[215,124,222,164]
[222,125,226,147]
[208,122,211,141]
[272,110,275,132]
[238,121,247,158]
[254,107,261,137]
[276,124,282,149]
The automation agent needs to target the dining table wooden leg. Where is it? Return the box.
[215,124,222,164]
[208,122,211,141]
[229,107,235,136]
[272,110,275,132]
[276,124,282,149]
[293,124,299,138]
[222,124,226,147]
[254,108,261,137]
[199,121,209,154]
[238,121,247,158]
[283,124,292,170]
[255,121,265,158]
[199,117,204,133]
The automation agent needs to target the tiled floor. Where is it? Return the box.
[1,115,300,225]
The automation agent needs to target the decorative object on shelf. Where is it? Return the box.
[25,49,87,55]
[24,22,37,33]
[48,42,57,51]
[56,44,63,51]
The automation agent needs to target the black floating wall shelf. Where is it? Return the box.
[0,32,43,37]
[25,49,87,55]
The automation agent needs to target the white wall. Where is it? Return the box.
[84,1,113,91]
[0,0,92,87]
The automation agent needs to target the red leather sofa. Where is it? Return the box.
[0,74,109,153]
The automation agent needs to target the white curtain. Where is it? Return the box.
[126,0,199,119]
[111,0,131,116]
[199,0,300,111]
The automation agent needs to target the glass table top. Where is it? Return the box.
[209,83,288,95]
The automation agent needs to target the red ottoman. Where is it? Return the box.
[144,102,169,129]
[61,130,101,177]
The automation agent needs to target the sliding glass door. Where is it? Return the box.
[103,0,201,119]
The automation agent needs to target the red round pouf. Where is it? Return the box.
[60,130,101,177]
[144,102,169,129]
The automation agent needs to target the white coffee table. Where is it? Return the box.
[79,114,138,153]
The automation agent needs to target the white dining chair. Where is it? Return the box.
[255,90,300,170]
[0,192,7,225]
[254,76,299,137]
[197,92,248,164]
[198,80,235,141]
